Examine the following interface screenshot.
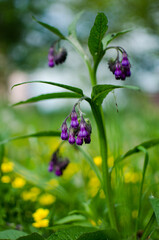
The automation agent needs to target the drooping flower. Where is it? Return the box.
[68,128,76,144]
[121,52,130,67]
[48,46,55,67]
[48,44,67,68]
[60,102,92,146]
[114,62,122,80]
[61,122,68,140]
[108,48,131,81]
[70,109,79,129]
[48,151,69,176]
[54,48,67,65]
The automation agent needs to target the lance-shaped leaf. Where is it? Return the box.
[78,229,120,240]
[115,138,159,165]
[12,81,84,96]
[0,230,27,240]
[47,226,96,240]
[17,233,45,240]
[102,29,131,49]
[91,84,139,105]
[12,92,81,106]
[77,146,102,184]
[68,11,84,38]
[32,16,65,39]
[54,214,86,225]
[0,131,61,145]
[88,13,108,65]
[149,196,159,225]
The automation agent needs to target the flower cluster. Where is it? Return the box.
[48,46,67,67]
[32,208,49,228]
[108,50,131,80]
[48,150,69,176]
[61,106,92,146]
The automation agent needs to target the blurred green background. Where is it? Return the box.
[0,0,159,238]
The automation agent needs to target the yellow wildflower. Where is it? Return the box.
[32,219,49,228]
[32,208,49,222]
[93,156,102,166]
[88,177,100,197]
[1,162,14,173]
[90,219,97,226]
[63,163,79,179]
[132,210,138,218]
[1,175,11,183]
[108,156,114,168]
[21,188,40,202]
[12,177,26,188]
[124,172,141,183]
[39,194,56,205]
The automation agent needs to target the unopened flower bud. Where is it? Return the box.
[84,135,91,144]
[122,52,130,67]
[70,110,79,128]
[114,62,122,80]
[55,48,67,65]
[48,47,55,67]
[76,136,83,145]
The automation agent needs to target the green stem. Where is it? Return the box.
[90,101,117,230]
[141,212,156,240]
[89,66,97,86]
[135,146,149,235]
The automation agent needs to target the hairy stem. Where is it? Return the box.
[90,101,117,230]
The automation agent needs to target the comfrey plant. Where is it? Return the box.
[7,12,159,240]
[48,143,69,176]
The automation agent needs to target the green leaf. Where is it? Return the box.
[32,16,65,39]
[116,138,159,165]
[0,230,27,240]
[88,13,108,64]
[12,92,82,106]
[11,81,84,96]
[17,233,44,240]
[150,197,159,225]
[78,229,120,240]
[54,214,86,225]
[77,146,102,184]
[47,226,96,240]
[91,84,139,105]
[68,11,84,38]
[0,131,61,145]
[102,29,131,49]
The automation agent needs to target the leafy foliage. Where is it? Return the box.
[17,233,44,240]
[0,230,27,240]
[102,30,131,49]
[12,81,84,96]
[150,197,159,225]
[116,138,159,164]
[88,13,108,67]
[91,84,139,105]
[0,131,61,145]
[68,11,84,38]
[47,226,96,240]
[12,92,82,106]
[32,16,66,39]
